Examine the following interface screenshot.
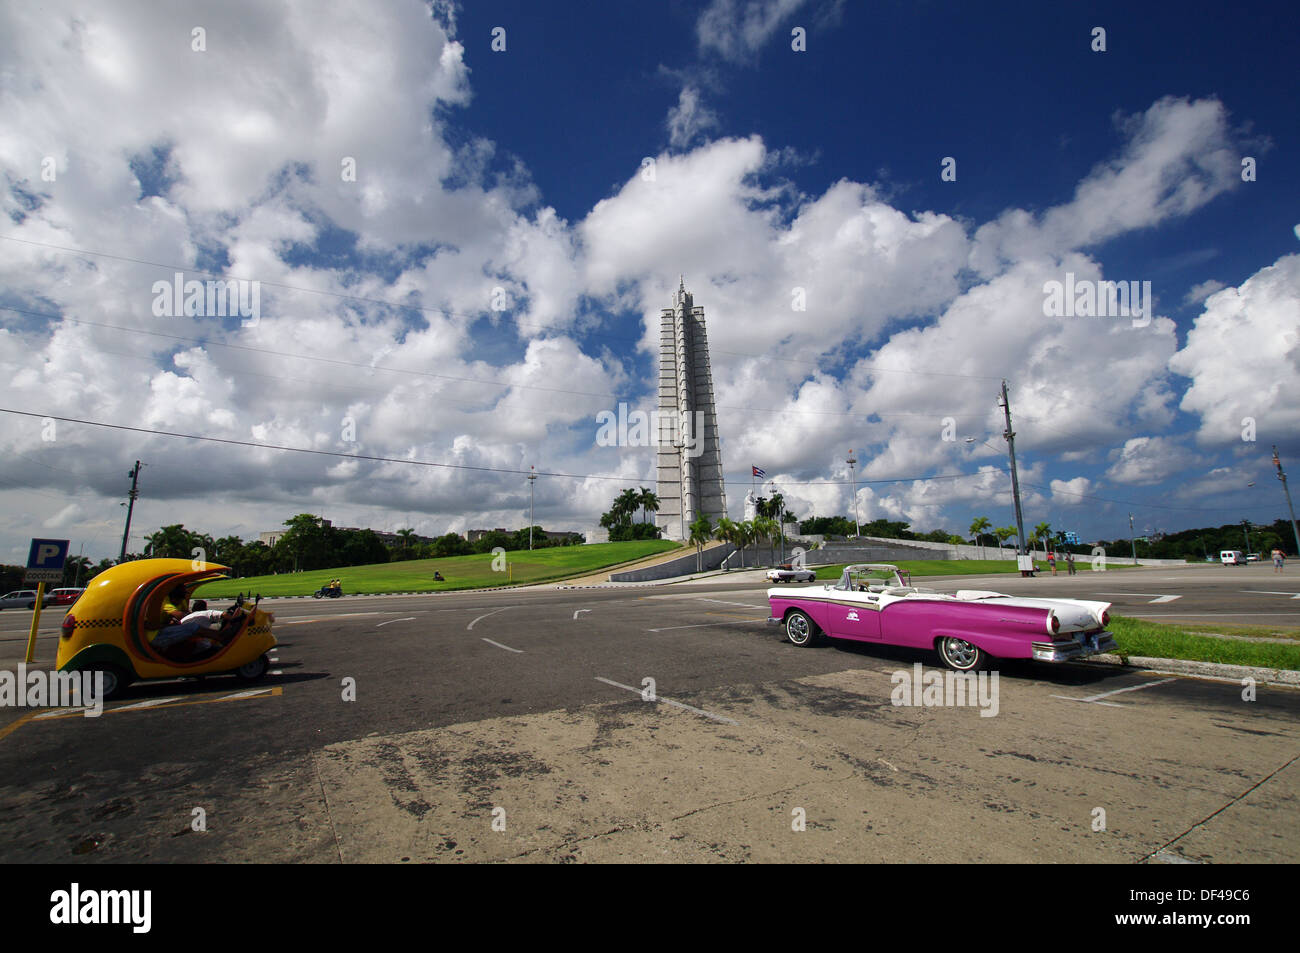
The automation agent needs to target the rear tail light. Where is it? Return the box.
[1049,613,1060,635]
[60,613,75,640]
[1101,610,1110,626]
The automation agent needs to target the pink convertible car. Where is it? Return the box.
[768,564,1116,671]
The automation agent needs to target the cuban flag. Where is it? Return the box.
[752,465,765,478]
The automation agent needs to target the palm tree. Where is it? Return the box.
[614,488,641,525]
[738,519,756,568]
[638,487,660,525]
[969,516,991,558]
[995,526,1015,557]
[689,515,713,572]
[1033,521,1052,558]
[754,515,779,565]
[396,528,416,555]
[713,517,737,570]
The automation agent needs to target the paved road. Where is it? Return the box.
[0,565,1296,862]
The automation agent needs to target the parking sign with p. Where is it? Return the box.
[25,538,69,584]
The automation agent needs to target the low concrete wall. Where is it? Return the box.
[609,544,737,582]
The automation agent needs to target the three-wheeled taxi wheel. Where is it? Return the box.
[235,654,270,682]
[93,664,132,701]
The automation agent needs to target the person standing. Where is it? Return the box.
[1274,547,1286,574]
[1047,550,1057,575]
[1066,551,1076,575]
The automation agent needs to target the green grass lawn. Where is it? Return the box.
[198,540,681,598]
[1110,616,1300,671]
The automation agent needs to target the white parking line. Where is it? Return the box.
[278,612,384,624]
[594,676,737,725]
[480,638,523,653]
[1242,590,1300,599]
[696,598,767,609]
[218,688,275,701]
[1095,593,1182,603]
[1051,678,1175,706]
[114,696,186,712]
[573,609,592,620]
[467,607,511,630]
[376,617,417,627]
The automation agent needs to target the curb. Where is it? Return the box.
[1088,652,1300,687]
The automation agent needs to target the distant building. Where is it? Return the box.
[467,528,509,543]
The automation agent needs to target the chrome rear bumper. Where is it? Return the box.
[1031,631,1116,662]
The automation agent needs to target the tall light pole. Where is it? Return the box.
[846,450,859,538]
[997,382,1028,560]
[1241,519,1252,555]
[1129,513,1137,564]
[1273,446,1300,555]
[120,461,142,562]
[528,465,537,550]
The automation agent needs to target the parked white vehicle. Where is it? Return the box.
[1220,550,1246,565]
[767,564,816,583]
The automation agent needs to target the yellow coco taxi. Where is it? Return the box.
[57,558,276,699]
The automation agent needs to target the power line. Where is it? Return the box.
[0,406,1006,490]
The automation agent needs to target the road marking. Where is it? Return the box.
[573,609,591,620]
[467,607,511,630]
[594,676,737,725]
[0,711,38,741]
[105,696,182,713]
[1095,592,1183,603]
[14,686,284,727]
[376,617,417,627]
[278,612,384,625]
[647,619,766,633]
[696,598,766,609]
[1052,678,1175,706]
[215,688,275,701]
[1242,590,1300,599]
[480,637,523,653]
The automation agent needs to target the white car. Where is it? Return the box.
[0,589,56,610]
[766,565,816,583]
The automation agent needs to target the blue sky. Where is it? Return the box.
[1,0,1298,559]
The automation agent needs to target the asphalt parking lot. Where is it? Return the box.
[0,564,1296,863]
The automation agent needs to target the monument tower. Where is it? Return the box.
[656,277,727,539]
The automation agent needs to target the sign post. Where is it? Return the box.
[23,538,69,663]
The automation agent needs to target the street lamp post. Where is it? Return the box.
[1274,446,1300,556]
[846,450,860,538]
[997,382,1028,567]
[1129,513,1137,565]
[528,465,537,550]
[119,461,142,562]
[1241,519,1252,556]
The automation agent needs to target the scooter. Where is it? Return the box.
[313,585,343,598]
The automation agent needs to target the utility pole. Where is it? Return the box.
[846,450,860,538]
[998,381,1028,560]
[1241,519,1252,555]
[1129,513,1137,564]
[1273,446,1300,556]
[528,465,537,550]
[119,461,142,562]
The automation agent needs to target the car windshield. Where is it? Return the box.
[834,565,909,591]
